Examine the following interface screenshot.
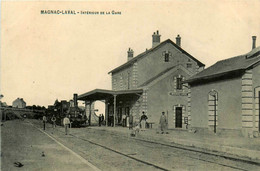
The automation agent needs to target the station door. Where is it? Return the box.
[175,107,182,128]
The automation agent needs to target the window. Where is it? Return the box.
[162,50,171,62]
[176,77,183,90]
[187,63,192,68]
[165,53,169,62]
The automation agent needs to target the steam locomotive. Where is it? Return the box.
[46,94,87,127]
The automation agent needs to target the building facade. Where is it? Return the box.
[78,31,204,129]
[185,38,260,137]
[12,98,26,108]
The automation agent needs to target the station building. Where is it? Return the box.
[78,31,204,129]
[185,36,260,137]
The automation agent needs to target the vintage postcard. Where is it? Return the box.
[1,0,260,170]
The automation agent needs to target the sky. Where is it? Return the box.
[1,0,260,107]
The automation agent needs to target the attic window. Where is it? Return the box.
[165,53,169,62]
[162,51,172,62]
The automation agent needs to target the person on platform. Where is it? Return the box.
[109,113,114,127]
[98,114,102,127]
[101,114,104,125]
[63,115,70,135]
[51,115,56,128]
[159,111,168,134]
[42,115,47,130]
[51,115,56,134]
[129,115,133,129]
[122,114,126,127]
[126,115,129,127]
[140,111,148,131]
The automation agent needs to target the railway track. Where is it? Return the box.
[69,133,170,171]
[103,130,260,166]
[28,120,259,171]
[69,130,252,171]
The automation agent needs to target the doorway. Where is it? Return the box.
[175,107,182,128]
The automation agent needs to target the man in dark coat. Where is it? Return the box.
[129,115,133,129]
[140,111,148,131]
[43,115,47,130]
[101,114,104,125]
[98,114,102,126]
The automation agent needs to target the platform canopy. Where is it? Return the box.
[77,89,143,101]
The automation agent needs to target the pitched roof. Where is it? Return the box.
[139,66,176,87]
[185,46,260,83]
[13,98,26,103]
[108,39,205,74]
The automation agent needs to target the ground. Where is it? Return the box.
[1,119,260,171]
[1,119,96,171]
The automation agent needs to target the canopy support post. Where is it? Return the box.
[113,95,117,127]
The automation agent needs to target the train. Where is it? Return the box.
[46,94,87,127]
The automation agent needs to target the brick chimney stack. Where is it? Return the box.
[252,36,257,50]
[176,34,181,47]
[127,48,134,61]
[152,30,161,48]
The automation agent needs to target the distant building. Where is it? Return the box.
[0,101,8,107]
[185,36,260,137]
[12,98,26,108]
[78,31,205,129]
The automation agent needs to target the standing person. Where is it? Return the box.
[122,114,126,127]
[109,113,114,127]
[63,115,70,135]
[126,115,129,127]
[101,114,104,125]
[129,114,133,129]
[98,114,102,127]
[51,115,56,128]
[140,111,148,131]
[159,112,167,134]
[42,115,47,130]
[51,115,56,134]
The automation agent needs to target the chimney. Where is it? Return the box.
[252,36,257,50]
[152,30,161,48]
[73,93,78,107]
[176,34,181,47]
[127,48,134,61]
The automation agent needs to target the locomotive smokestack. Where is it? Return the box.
[73,94,78,107]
